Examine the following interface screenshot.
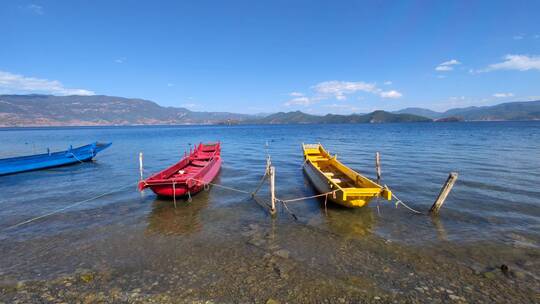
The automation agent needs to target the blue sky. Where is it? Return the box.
[1,1,539,114]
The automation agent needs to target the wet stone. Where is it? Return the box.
[16,281,26,290]
[514,271,526,279]
[482,271,496,279]
[80,273,94,283]
[274,249,290,259]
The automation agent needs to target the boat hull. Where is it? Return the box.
[302,143,391,208]
[0,142,112,176]
[303,160,357,207]
[139,142,222,199]
[146,158,221,197]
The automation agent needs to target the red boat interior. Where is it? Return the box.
[148,142,220,183]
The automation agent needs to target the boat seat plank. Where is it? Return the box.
[191,160,208,167]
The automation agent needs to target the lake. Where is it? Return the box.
[0,122,539,303]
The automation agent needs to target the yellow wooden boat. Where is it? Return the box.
[302,143,392,208]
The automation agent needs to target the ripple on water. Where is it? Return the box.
[0,122,539,290]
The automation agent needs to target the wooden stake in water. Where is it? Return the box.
[429,172,458,215]
[270,166,276,216]
[375,152,382,215]
[375,152,381,184]
[139,152,144,181]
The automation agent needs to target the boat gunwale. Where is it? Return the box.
[142,143,221,186]
[302,143,390,200]
[0,142,111,163]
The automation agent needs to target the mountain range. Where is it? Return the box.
[393,100,540,121]
[246,110,430,124]
[0,95,250,126]
[0,94,539,127]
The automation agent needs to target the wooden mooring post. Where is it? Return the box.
[375,152,381,183]
[269,166,277,216]
[429,172,458,215]
[139,152,144,181]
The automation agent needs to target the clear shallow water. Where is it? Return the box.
[1,122,539,244]
[0,122,539,302]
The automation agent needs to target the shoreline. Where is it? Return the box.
[1,120,539,130]
[1,220,538,303]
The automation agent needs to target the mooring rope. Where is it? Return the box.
[1,181,136,232]
[138,149,424,216]
[251,168,269,196]
[391,193,423,214]
[278,190,338,204]
[186,177,252,195]
[69,152,85,164]
[279,200,298,221]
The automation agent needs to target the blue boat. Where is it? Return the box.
[0,142,112,176]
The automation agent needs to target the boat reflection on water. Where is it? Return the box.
[146,192,210,236]
[302,173,376,239]
[319,201,376,239]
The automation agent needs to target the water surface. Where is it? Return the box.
[0,122,539,302]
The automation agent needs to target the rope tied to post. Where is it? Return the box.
[278,190,339,204]
[186,177,252,195]
[391,193,423,214]
[1,181,137,232]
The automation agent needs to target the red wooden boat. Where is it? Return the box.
[138,142,221,198]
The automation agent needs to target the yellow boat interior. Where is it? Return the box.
[303,143,392,207]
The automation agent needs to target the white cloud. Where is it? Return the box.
[114,57,127,64]
[380,90,402,99]
[440,59,461,66]
[435,59,461,72]
[313,81,378,100]
[480,54,540,72]
[525,95,540,101]
[323,103,360,112]
[383,81,392,85]
[493,92,514,98]
[0,70,94,95]
[25,4,44,15]
[285,96,312,106]
[286,80,402,106]
[435,65,453,71]
[513,34,524,40]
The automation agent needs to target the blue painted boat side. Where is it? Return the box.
[0,142,112,176]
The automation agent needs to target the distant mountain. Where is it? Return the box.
[442,101,540,121]
[395,100,540,121]
[250,111,320,124]
[393,107,442,119]
[2,94,539,127]
[0,94,252,126]
[246,110,432,124]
